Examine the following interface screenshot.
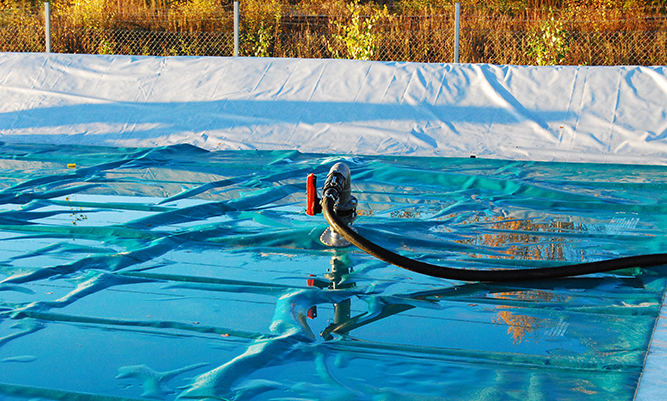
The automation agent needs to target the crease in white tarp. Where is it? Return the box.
[1,52,667,164]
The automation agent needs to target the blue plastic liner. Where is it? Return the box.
[1,142,666,400]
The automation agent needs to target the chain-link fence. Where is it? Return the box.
[2,4,666,65]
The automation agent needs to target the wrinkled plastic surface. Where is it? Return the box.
[3,53,667,165]
[1,143,667,400]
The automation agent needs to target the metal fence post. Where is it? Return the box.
[234,1,239,57]
[454,2,460,63]
[44,1,51,53]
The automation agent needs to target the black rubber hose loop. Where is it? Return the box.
[322,196,667,282]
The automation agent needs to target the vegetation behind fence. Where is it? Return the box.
[2,0,667,65]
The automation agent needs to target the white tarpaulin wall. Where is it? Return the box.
[1,52,667,165]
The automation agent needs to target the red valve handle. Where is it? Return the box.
[306,173,321,216]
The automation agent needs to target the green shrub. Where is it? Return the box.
[527,9,570,65]
[329,0,389,60]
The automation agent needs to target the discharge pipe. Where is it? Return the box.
[308,163,667,282]
[315,162,358,247]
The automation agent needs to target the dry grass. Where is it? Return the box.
[2,0,666,64]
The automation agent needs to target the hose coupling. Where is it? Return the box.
[306,162,358,247]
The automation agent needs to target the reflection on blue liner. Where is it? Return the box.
[0,142,666,400]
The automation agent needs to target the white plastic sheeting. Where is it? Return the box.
[1,52,667,165]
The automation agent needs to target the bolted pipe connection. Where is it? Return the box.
[307,162,357,247]
[322,163,357,227]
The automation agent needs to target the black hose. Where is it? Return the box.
[322,196,667,282]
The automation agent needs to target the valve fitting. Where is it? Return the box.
[307,162,358,247]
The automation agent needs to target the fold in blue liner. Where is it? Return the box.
[1,142,666,400]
